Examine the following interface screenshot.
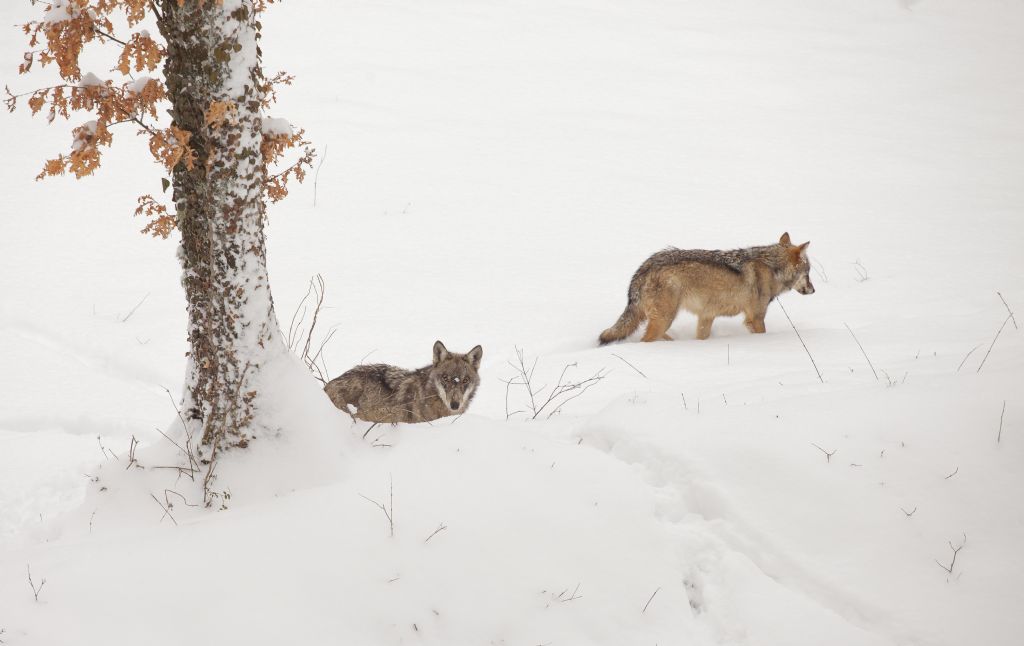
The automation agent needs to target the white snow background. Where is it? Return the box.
[1,0,1023,644]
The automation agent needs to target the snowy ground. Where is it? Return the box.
[2,0,1023,644]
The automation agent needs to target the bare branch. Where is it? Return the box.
[778,300,823,383]
[554,582,583,603]
[934,533,966,576]
[92,27,129,47]
[955,344,982,373]
[26,564,46,602]
[359,475,395,538]
[611,353,647,378]
[150,493,178,525]
[124,434,140,470]
[998,400,1006,443]
[120,292,150,322]
[504,348,607,420]
[361,422,380,440]
[997,291,1017,330]
[811,443,836,462]
[287,275,333,384]
[313,143,327,207]
[843,322,878,380]
[976,313,1012,374]
[424,523,447,543]
[641,587,660,614]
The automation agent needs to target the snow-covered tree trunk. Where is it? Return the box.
[157,0,281,455]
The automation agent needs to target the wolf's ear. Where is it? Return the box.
[779,232,792,246]
[788,241,810,263]
[465,345,483,370]
[433,340,449,365]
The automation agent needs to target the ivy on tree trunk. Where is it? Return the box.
[158,0,280,457]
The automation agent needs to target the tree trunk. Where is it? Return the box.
[157,0,281,463]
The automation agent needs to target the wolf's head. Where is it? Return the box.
[778,232,815,295]
[430,340,483,413]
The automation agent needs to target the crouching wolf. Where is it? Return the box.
[324,340,483,423]
[599,232,814,344]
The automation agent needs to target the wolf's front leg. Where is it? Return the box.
[744,306,768,334]
[745,315,770,333]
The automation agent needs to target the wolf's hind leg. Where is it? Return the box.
[640,293,677,342]
[696,316,714,340]
[641,317,671,342]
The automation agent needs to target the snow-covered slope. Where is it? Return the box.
[2,1,1022,644]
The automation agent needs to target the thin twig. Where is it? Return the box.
[92,27,129,46]
[96,435,119,461]
[359,475,394,537]
[26,565,46,602]
[556,583,583,603]
[843,323,878,380]
[287,275,332,384]
[998,401,1006,443]
[641,587,660,614]
[161,386,198,473]
[976,314,1012,373]
[778,300,823,383]
[811,443,836,462]
[164,489,198,509]
[900,506,917,518]
[313,144,327,207]
[504,348,607,420]
[955,344,982,373]
[150,493,178,525]
[124,435,140,470]
[934,533,966,575]
[611,353,647,378]
[997,291,1017,329]
[424,523,447,543]
[120,292,150,322]
[944,466,959,480]
[361,422,380,440]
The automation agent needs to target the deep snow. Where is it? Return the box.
[1,1,1023,644]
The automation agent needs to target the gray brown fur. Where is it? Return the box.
[324,340,483,423]
[599,232,815,344]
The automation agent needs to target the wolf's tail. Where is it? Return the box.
[598,296,644,345]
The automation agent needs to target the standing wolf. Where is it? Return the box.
[324,340,483,423]
[599,232,814,344]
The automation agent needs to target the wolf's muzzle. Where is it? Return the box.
[450,400,460,410]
